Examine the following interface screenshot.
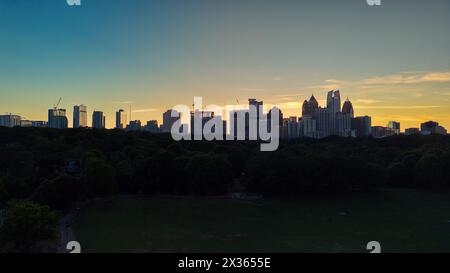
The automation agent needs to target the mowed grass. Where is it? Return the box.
[73,190,450,253]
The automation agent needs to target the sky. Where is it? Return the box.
[0,0,449,130]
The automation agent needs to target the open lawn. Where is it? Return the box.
[73,190,450,253]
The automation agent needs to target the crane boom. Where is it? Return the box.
[54,97,62,109]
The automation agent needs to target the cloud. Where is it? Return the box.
[132,108,158,113]
[239,88,266,92]
[360,71,450,85]
[355,99,381,104]
[273,76,282,81]
[353,105,441,110]
[308,70,450,92]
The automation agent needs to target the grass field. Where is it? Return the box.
[73,190,450,253]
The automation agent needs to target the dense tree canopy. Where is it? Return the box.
[0,127,449,212]
[0,200,59,252]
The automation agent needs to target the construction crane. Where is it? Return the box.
[53,97,62,110]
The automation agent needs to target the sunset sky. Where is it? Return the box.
[0,0,449,130]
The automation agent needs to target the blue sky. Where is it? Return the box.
[1,0,449,129]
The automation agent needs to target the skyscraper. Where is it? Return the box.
[0,114,21,127]
[73,105,87,128]
[92,111,105,129]
[248,99,263,139]
[420,121,447,135]
[116,109,127,129]
[342,98,354,118]
[162,109,179,133]
[352,116,372,137]
[388,121,401,135]
[327,90,341,114]
[48,109,68,129]
[144,120,160,133]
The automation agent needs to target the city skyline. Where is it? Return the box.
[1,0,449,129]
[1,90,447,138]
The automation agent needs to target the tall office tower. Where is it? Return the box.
[315,107,333,138]
[336,112,352,137]
[0,114,21,127]
[351,116,372,137]
[190,110,215,138]
[287,116,299,139]
[248,98,263,139]
[162,109,179,133]
[302,95,319,117]
[326,90,341,134]
[388,121,401,135]
[342,98,354,118]
[48,109,68,129]
[267,106,283,135]
[116,109,127,129]
[299,116,317,138]
[92,111,105,129]
[73,105,87,128]
[327,90,341,114]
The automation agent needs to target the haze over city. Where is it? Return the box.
[1,0,449,130]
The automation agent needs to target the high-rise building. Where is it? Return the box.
[388,121,401,135]
[405,128,420,135]
[315,107,333,138]
[286,116,299,139]
[48,109,68,129]
[0,114,21,127]
[336,112,352,137]
[421,121,447,135]
[327,90,341,114]
[299,116,317,138]
[126,120,141,131]
[162,109,179,133]
[351,116,372,137]
[190,110,215,138]
[92,111,105,129]
[371,126,395,138]
[144,120,160,133]
[116,109,127,129]
[73,105,87,128]
[301,95,319,117]
[342,98,354,118]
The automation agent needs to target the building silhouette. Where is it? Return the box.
[92,111,105,129]
[144,120,160,133]
[0,114,21,127]
[421,121,447,135]
[116,109,127,129]
[386,121,401,135]
[351,116,372,137]
[48,109,68,129]
[162,109,179,133]
[73,105,87,128]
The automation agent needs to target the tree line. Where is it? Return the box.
[0,127,449,251]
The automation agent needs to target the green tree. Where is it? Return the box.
[33,175,82,211]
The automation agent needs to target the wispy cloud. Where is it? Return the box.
[360,71,450,85]
[239,88,266,92]
[353,105,441,110]
[309,70,450,91]
[354,99,381,104]
[132,108,158,113]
